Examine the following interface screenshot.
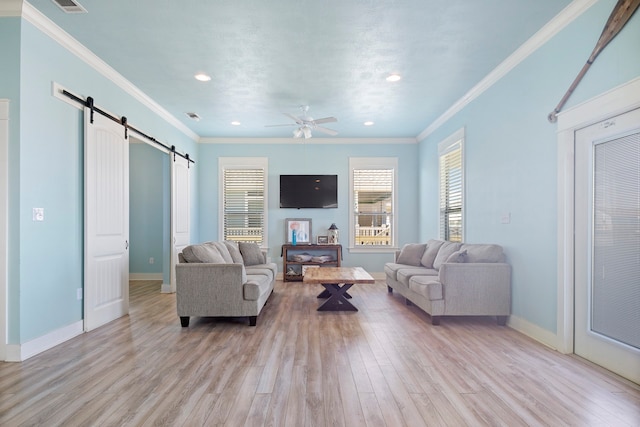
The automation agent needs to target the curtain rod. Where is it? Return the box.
[62,90,195,165]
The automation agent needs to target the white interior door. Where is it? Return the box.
[84,108,129,331]
[170,155,190,293]
[574,107,640,384]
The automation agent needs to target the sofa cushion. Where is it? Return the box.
[433,241,462,270]
[409,276,443,301]
[397,267,438,286]
[396,243,426,266]
[182,243,226,264]
[223,241,245,264]
[210,241,234,263]
[239,242,266,266]
[446,249,467,263]
[384,263,407,281]
[421,239,445,268]
[244,275,272,301]
[460,244,505,263]
[245,266,274,281]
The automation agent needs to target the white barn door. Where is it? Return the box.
[84,108,129,331]
[170,155,190,293]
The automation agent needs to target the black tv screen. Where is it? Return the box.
[280,175,338,208]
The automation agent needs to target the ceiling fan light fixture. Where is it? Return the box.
[302,127,312,139]
[293,128,303,138]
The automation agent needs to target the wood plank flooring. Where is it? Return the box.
[1,279,639,426]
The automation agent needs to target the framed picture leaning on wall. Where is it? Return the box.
[285,218,312,244]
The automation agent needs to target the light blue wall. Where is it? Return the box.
[197,142,419,272]
[130,142,168,276]
[418,0,640,334]
[10,18,198,343]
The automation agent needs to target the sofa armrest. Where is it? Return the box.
[437,263,511,315]
[175,263,246,313]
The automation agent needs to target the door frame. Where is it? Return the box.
[0,100,9,361]
[556,76,640,353]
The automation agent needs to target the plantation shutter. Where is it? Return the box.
[591,133,640,349]
[223,168,265,244]
[439,140,463,242]
[353,169,393,246]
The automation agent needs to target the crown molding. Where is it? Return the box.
[21,1,200,142]
[417,0,598,142]
[199,137,417,145]
[0,0,21,17]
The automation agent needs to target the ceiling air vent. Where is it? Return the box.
[51,0,87,14]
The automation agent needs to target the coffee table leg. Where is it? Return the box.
[317,287,352,299]
[317,283,357,311]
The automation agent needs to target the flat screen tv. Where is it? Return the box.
[280,175,338,209]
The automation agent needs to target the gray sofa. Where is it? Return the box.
[385,239,511,325]
[176,241,276,326]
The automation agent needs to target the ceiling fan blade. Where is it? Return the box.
[315,126,338,136]
[283,113,303,124]
[265,123,297,128]
[312,116,337,125]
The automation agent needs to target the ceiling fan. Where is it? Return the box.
[265,106,338,139]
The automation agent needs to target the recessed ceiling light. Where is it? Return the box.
[386,74,402,82]
[231,121,241,126]
[364,121,375,126]
[194,73,211,82]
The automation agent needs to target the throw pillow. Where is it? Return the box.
[460,244,505,263]
[433,241,462,270]
[181,243,226,264]
[239,242,265,266]
[223,241,245,264]
[421,239,445,268]
[211,241,234,263]
[396,243,426,266]
[446,249,467,263]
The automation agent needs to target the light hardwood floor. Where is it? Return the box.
[1,279,639,426]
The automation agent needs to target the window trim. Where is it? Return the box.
[438,128,465,242]
[349,157,398,253]
[218,157,268,248]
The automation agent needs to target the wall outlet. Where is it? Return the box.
[149,257,155,264]
[76,288,83,300]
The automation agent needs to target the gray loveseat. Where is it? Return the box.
[385,239,511,325]
[176,241,276,326]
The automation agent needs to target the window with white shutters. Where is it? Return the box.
[220,158,267,245]
[349,158,397,249]
[439,130,464,242]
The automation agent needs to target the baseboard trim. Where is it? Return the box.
[4,320,84,362]
[160,283,173,294]
[129,273,163,281]
[507,315,560,351]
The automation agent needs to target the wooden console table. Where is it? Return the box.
[281,244,342,282]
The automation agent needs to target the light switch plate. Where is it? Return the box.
[500,212,511,224]
[33,208,44,221]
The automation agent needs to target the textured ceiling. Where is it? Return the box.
[26,0,572,139]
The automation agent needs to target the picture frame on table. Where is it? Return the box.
[285,218,312,244]
[316,235,329,244]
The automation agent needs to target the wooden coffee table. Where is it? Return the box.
[302,267,375,311]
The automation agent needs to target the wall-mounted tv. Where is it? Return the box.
[280,175,338,209]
